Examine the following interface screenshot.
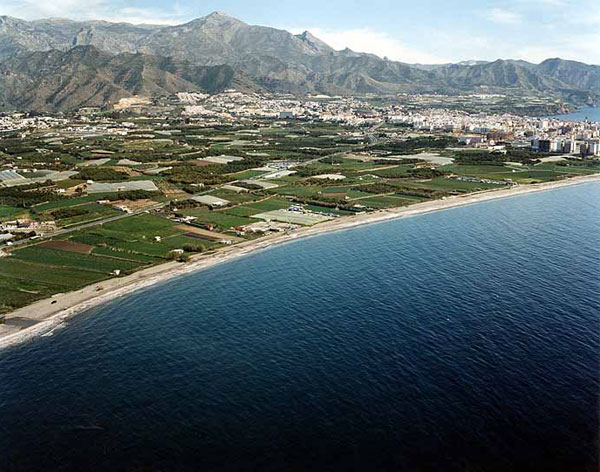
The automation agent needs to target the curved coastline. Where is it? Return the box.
[1,173,599,350]
[550,106,600,122]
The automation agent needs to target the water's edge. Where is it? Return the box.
[1,174,599,350]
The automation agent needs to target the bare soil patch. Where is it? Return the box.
[39,240,94,254]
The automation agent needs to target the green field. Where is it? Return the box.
[11,246,141,273]
[69,214,193,258]
[406,177,503,192]
[100,213,180,238]
[179,207,257,230]
[0,213,210,312]
[91,246,161,264]
[53,203,122,227]
[273,185,320,198]
[220,197,292,216]
[355,195,416,209]
[0,274,65,311]
[33,195,106,211]
[0,205,27,221]
[229,169,269,180]
[441,164,569,183]
[0,257,108,312]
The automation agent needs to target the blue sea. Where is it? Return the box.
[552,106,600,123]
[1,183,599,472]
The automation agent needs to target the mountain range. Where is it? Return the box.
[0,11,599,112]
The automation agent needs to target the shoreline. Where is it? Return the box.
[1,173,599,350]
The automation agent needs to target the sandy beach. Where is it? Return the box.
[1,173,599,350]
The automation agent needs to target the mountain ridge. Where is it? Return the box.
[0,46,261,111]
[0,12,599,111]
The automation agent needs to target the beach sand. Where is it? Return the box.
[1,173,599,349]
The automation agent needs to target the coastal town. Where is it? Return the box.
[1,90,599,338]
[2,91,600,153]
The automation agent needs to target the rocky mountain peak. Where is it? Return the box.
[296,30,334,54]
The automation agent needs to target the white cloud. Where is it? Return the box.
[2,0,105,19]
[102,7,182,25]
[290,27,448,64]
[487,8,522,24]
[540,0,568,5]
[513,32,600,64]
[524,0,569,6]
[0,0,184,24]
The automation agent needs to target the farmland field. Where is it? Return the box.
[0,213,198,311]
[176,225,244,242]
[0,274,60,313]
[0,205,26,220]
[39,240,94,254]
[11,246,141,273]
[179,207,257,230]
[33,195,107,211]
[229,169,269,180]
[0,258,107,291]
[355,195,415,209]
[253,209,332,225]
[100,214,180,237]
[53,203,122,227]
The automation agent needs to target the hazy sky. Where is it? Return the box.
[2,0,599,64]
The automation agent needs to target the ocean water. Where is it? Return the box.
[552,106,600,123]
[1,183,599,472]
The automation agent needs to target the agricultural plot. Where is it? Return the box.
[0,205,27,221]
[253,209,333,225]
[355,195,415,209]
[79,158,111,167]
[52,204,122,227]
[272,185,320,198]
[392,153,454,165]
[241,180,279,189]
[87,181,159,193]
[304,204,354,216]
[11,246,141,273]
[33,195,108,211]
[55,179,85,190]
[0,211,224,312]
[91,246,161,264]
[71,213,227,258]
[239,198,292,212]
[441,164,567,183]
[220,197,292,217]
[39,240,94,254]
[0,274,63,313]
[222,206,263,217]
[534,161,600,175]
[159,234,222,251]
[176,225,244,242]
[407,177,503,192]
[366,165,415,178]
[100,213,180,238]
[179,207,256,230]
[209,190,258,204]
[0,258,101,287]
[466,169,565,183]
